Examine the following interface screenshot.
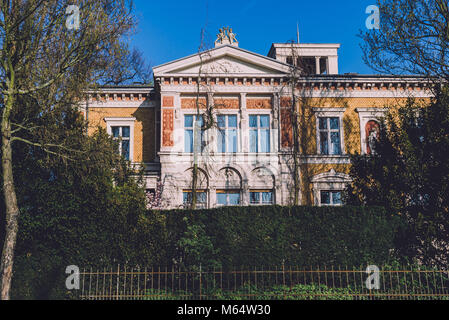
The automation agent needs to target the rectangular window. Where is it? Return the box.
[250,190,274,205]
[184,115,205,153]
[217,115,238,153]
[183,190,207,208]
[111,126,130,160]
[297,57,316,75]
[216,190,240,206]
[320,191,342,206]
[249,115,270,153]
[318,117,341,155]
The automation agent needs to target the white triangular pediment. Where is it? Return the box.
[153,45,290,77]
[172,55,282,75]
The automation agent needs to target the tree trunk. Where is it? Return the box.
[291,84,300,206]
[0,93,19,300]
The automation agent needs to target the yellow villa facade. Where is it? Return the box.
[83,29,432,209]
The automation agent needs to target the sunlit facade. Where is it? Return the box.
[83,29,431,209]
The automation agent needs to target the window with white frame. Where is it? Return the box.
[250,190,274,205]
[112,126,131,160]
[249,115,270,153]
[216,190,240,206]
[356,108,386,155]
[320,190,343,206]
[311,170,351,207]
[313,108,345,156]
[217,115,238,153]
[105,118,135,162]
[318,117,341,155]
[184,115,206,153]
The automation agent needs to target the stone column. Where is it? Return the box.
[275,182,282,206]
[209,186,217,208]
[207,92,216,153]
[240,93,248,153]
[272,93,280,153]
[315,56,321,75]
[173,92,181,116]
[241,179,249,206]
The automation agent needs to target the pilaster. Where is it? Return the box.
[240,93,248,153]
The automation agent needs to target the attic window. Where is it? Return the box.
[320,57,328,75]
[297,57,316,75]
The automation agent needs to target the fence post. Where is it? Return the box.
[199,264,202,300]
[137,266,140,300]
[116,264,120,300]
[81,268,85,300]
[282,261,286,300]
[88,267,92,300]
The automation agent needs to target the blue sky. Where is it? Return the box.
[131,0,378,74]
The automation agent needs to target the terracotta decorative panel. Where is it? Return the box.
[281,108,293,148]
[162,109,174,147]
[247,98,272,109]
[181,98,207,109]
[162,96,174,107]
[214,98,239,109]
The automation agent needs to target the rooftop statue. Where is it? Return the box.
[215,27,238,47]
[228,28,237,43]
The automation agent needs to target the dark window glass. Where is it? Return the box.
[122,126,130,138]
[112,126,120,138]
[250,192,260,204]
[320,131,329,154]
[320,191,331,205]
[122,140,130,160]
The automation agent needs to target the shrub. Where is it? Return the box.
[161,205,405,269]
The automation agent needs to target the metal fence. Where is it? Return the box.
[77,265,449,300]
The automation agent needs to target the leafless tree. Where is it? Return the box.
[189,28,235,209]
[279,41,348,205]
[0,0,145,299]
[360,0,449,84]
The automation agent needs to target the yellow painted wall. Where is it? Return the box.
[296,96,429,204]
[87,107,157,163]
[86,93,430,206]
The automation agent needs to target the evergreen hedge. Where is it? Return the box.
[162,205,406,269]
[6,204,406,299]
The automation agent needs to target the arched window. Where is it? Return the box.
[216,167,242,206]
[249,167,275,205]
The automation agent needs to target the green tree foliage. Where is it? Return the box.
[176,217,221,270]
[0,108,165,299]
[163,205,404,270]
[346,90,449,267]
[360,0,449,81]
[0,0,153,299]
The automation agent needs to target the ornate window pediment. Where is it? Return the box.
[311,169,351,206]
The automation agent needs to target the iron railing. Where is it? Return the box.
[77,265,449,300]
